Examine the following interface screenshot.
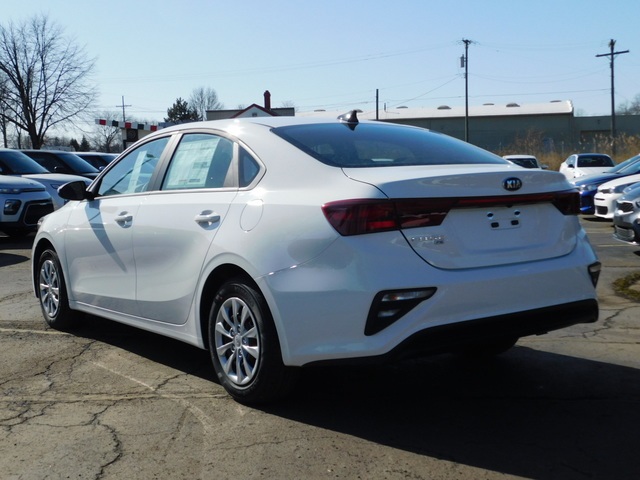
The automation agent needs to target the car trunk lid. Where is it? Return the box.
[342,165,580,269]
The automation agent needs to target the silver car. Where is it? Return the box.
[0,175,53,237]
[613,183,640,245]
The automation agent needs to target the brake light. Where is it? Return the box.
[322,191,579,236]
[321,200,397,236]
[322,199,454,236]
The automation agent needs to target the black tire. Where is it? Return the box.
[208,278,297,404]
[36,249,80,330]
[461,336,518,358]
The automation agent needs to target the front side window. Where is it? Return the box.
[162,134,234,190]
[97,137,169,197]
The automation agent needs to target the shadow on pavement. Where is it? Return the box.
[69,316,639,479]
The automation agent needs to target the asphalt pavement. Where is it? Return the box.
[1,217,639,479]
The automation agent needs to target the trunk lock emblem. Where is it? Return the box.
[503,177,523,191]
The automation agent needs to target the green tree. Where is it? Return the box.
[69,138,80,151]
[79,136,90,151]
[164,98,199,124]
[0,15,97,149]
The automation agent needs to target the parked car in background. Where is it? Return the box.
[32,113,600,404]
[0,175,53,237]
[502,155,546,169]
[571,154,640,214]
[594,174,640,219]
[75,152,118,170]
[0,150,91,209]
[613,183,640,245]
[21,149,100,179]
[560,153,615,180]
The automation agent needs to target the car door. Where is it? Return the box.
[132,133,239,324]
[63,137,170,315]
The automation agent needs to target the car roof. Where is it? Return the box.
[153,113,414,137]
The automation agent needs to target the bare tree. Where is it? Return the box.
[617,94,640,115]
[0,14,97,149]
[0,74,8,147]
[91,111,122,153]
[189,86,223,121]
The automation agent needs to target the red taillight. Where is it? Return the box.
[322,199,454,236]
[322,191,579,236]
[321,200,397,236]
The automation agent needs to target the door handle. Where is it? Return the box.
[195,210,221,226]
[115,212,133,226]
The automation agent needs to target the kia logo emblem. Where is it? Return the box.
[503,177,522,191]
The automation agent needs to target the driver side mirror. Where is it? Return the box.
[58,181,94,201]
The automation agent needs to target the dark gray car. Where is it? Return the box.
[21,150,100,179]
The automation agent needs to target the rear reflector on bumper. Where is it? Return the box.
[365,288,437,335]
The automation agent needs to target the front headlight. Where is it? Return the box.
[0,185,45,194]
[579,184,598,192]
[0,187,23,194]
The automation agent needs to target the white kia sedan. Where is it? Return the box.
[32,113,601,403]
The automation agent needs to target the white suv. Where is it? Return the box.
[0,175,53,237]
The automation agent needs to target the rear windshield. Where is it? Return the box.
[272,123,506,167]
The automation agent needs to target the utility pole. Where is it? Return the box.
[461,39,472,142]
[596,39,629,154]
[116,96,132,123]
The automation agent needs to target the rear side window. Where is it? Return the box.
[272,123,506,167]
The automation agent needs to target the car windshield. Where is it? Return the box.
[55,152,100,173]
[272,123,507,167]
[0,150,50,174]
[576,155,614,168]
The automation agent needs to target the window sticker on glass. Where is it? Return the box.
[163,134,232,190]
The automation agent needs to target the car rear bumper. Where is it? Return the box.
[263,229,599,366]
[308,299,599,365]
